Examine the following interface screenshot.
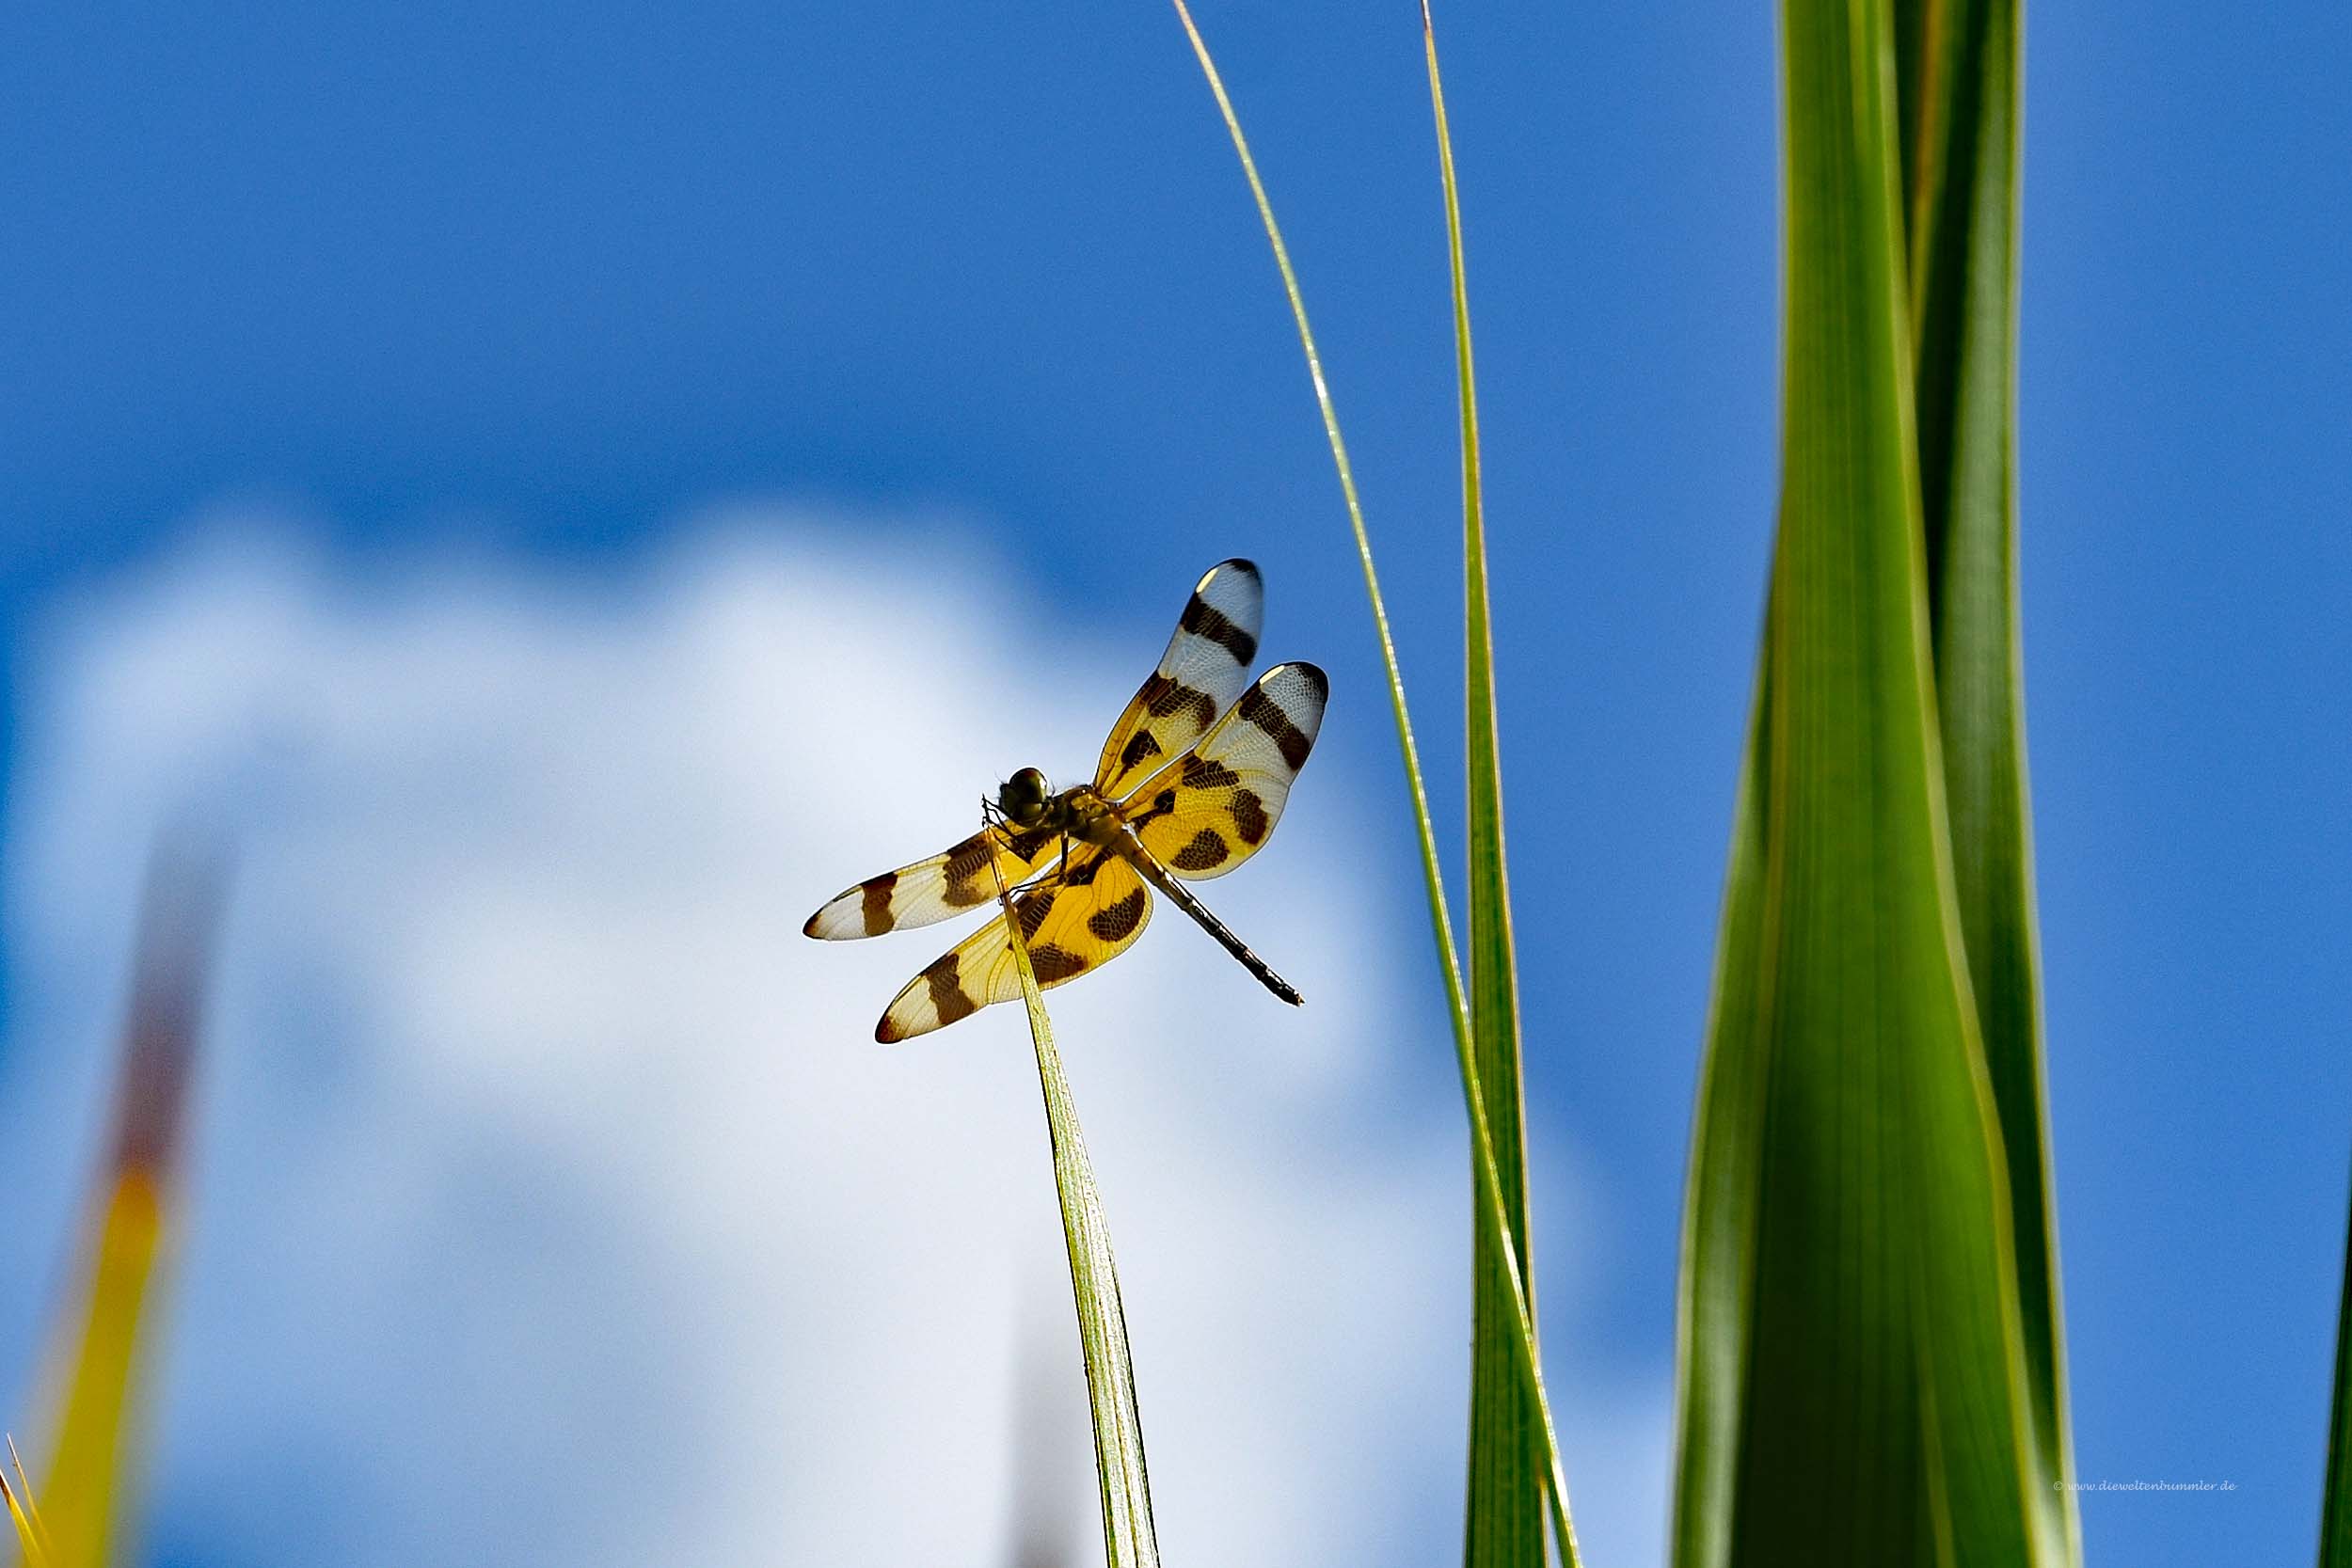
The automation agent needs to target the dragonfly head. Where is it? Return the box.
[997,767,1053,828]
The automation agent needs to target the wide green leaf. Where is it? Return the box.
[1895,1,2079,1554]
[1672,0,2061,1563]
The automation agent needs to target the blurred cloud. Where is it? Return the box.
[0,511,1667,1566]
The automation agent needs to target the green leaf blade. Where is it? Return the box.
[993,858,1159,1568]
[1164,6,1576,1562]
[1898,0,2079,1554]
[2321,1192,2352,1568]
[1422,8,1547,1565]
[1673,1,2061,1564]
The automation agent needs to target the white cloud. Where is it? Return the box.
[0,512,1669,1566]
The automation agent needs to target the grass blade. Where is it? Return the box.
[2325,1184,2352,1567]
[989,854,1158,1568]
[1163,4,1578,1562]
[1422,8,1547,1564]
[1895,0,2079,1553]
[3,1440,53,1568]
[1671,0,2060,1562]
[26,842,221,1568]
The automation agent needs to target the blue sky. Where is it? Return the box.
[1,0,2346,1563]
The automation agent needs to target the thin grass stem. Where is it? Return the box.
[990,850,1159,1568]
[1424,6,1568,1564]
[1166,5,1576,1559]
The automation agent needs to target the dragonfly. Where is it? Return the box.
[805,558,1327,1042]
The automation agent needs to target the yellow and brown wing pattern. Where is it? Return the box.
[1091,558,1263,802]
[1120,661,1327,880]
[875,849,1154,1042]
[803,822,1063,940]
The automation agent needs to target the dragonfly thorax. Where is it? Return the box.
[1055,785,1123,847]
[996,768,1121,847]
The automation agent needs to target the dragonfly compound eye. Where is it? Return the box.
[1000,767,1051,824]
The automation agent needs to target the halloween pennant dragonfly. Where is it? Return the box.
[805,558,1327,1042]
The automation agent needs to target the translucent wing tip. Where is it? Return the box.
[1251,661,1330,747]
[803,890,859,940]
[1202,557,1261,589]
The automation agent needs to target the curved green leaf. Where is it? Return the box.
[1422,8,1548,1564]
[1897,0,2079,1553]
[1672,1,2061,1563]
[1163,4,1578,1561]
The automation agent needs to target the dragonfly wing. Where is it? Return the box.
[803,822,1062,940]
[1120,661,1327,881]
[876,849,1154,1042]
[1092,559,1263,801]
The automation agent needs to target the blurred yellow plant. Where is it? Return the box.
[17,843,223,1568]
